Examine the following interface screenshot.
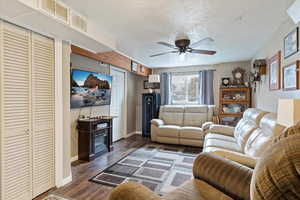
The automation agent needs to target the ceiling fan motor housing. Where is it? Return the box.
[175,39,191,52]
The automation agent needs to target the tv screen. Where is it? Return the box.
[71,69,112,109]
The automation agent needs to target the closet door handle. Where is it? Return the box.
[25,129,30,134]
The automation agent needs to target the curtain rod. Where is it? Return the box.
[157,69,216,74]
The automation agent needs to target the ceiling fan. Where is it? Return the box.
[150,37,216,58]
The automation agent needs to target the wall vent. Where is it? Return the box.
[39,0,55,15]
[71,10,87,32]
[38,0,88,31]
[39,0,70,24]
[55,1,69,23]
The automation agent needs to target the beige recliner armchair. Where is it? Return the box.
[108,124,300,200]
[151,105,215,147]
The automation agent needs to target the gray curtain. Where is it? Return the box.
[160,72,171,105]
[199,70,214,105]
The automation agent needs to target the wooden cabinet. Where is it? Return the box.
[77,117,113,161]
[219,88,251,126]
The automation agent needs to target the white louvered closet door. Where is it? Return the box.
[31,33,55,198]
[0,21,32,200]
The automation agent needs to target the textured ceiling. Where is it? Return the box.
[62,0,294,68]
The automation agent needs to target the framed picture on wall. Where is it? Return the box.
[284,27,299,59]
[131,61,138,72]
[140,65,145,73]
[269,51,281,90]
[283,61,300,90]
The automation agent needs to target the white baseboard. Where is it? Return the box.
[125,131,142,138]
[61,174,72,186]
[70,156,78,163]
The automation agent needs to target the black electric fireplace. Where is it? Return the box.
[93,128,108,155]
[77,117,113,161]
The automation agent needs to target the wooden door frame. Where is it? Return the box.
[110,66,128,141]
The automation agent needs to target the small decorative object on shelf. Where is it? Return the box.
[221,78,231,87]
[219,87,251,126]
[232,67,246,86]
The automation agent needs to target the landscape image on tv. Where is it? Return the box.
[71,69,112,108]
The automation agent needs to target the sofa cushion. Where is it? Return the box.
[183,105,211,127]
[244,113,286,158]
[233,108,267,151]
[180,127,204,140]
[251,134,300,200]
[156,125,181,137]
[204,146,243,154]
[242,108,268,125]
[234,118,258,151]
[209,125,235,137]
[164,179,233,200]
[160,106,184,126]
[204,139,242,153]
[180,139,204,147]
[205,133,236,143]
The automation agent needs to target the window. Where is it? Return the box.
[170,73,199,104]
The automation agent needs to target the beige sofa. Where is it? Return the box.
[203,108,286,168]
[151,105,215,147]
[108,124,300,200]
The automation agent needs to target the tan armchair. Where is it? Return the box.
[109,128,300,200]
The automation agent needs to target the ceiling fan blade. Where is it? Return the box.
[150,51,178,57]
[190,37,214,48]
[157,42,177,49]
[189,49,216,55]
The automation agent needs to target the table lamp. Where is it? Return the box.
[148,74,160,93]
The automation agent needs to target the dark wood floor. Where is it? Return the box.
[35,134,150,200]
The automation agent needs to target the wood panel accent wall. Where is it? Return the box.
[97,51,152,76]
[71,45,152,76]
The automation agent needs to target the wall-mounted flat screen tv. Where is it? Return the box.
[71,69,112,109]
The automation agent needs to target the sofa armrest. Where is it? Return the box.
[108,181,162,200]
[213,150,257,169]
[151,119,164,126]
[202,122,213,131]
[193,153,252,200]
[209,124,235,137]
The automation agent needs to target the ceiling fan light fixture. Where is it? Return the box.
[179,53,186,61]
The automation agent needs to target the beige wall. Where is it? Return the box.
[127,73,148,134]
[70,54,145,157]
[62,42,71,179]
[153,61,252,110]
[70,54,110,158]
[252,18,300,112]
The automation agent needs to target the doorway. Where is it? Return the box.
[110,67,126,142]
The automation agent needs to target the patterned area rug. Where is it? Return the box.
[90,143,202,195]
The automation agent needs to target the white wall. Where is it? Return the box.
[252,17,300,112]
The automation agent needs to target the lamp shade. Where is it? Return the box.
[149,74,160,83]
[277,99,300,127]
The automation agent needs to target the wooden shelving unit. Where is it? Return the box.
[219,87,252,126]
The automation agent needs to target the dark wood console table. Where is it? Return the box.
[77,116,114,161]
